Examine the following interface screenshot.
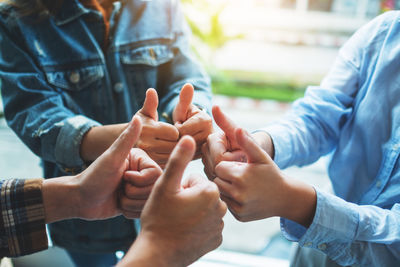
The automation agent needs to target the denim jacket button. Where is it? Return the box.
[149,48,156,60]
[69,71,80,84]
[304,242,313,247]
[114,82,124,93]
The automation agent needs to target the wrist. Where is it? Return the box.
[279,177,317,227]
[118,231,178,267]
[80,123,127,162]
[42,176,81,223]
[252,131,275,159]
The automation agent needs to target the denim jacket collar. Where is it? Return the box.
[53,0,91,26]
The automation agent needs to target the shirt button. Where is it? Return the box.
[69,71,80,84]
[318,243,327,250]
[393,144,400,151]
[114,82,124,93]
[304,242,313,247]
[376,180,382,188]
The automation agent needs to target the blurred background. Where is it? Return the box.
[1,0,399,266]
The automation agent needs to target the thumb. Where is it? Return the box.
[157,135,196,193]
[107,116,142,163]
[174,83,194,123]
[235,128,272,164]
[140,88,159,121]
[212,105,239,149]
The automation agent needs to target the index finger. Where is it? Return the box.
[212,106,239,149]
[155,122,180,141]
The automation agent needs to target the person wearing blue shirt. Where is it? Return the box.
[202,11,400,266]
[0,0,212,265]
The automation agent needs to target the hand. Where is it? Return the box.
[76,116,144,220]
[119,148,162,218]
[173,83,213,158]
[136,88,180,167]
[119,136,227,267]
[214,128,316,226]
[201,105,246,180]
[202,106,275,180]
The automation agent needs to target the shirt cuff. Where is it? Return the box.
[0,178,48,257]
[54,115,101,173]
[259,124,295,169]
[280,189,359,263]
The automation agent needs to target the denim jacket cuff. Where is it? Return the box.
[54,115,101,173]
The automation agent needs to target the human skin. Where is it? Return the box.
[43,121,226,267]
[79,84,213,213]
[80,84,213,166]
[201,105,274,180]
[213,127,316,227]
[173,83,213,159]
[118,136,227,267]
[42,116,157,222]
[201,107,316,227]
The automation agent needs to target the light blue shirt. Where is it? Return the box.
[264,11,400,266]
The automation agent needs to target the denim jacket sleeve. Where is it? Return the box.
[158,0,212,121]
[280,189,400,266]
[0,20,100,173]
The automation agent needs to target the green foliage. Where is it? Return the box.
[212,80,305,102]
[182,0,241,51]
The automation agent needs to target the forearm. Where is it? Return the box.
[80,123,127,162]
[42,177,80,223]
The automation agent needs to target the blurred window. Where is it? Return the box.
[279,0,389,18]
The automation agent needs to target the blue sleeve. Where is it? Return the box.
[261,12,395,169]
[0,19,100,173]
[280,189,400,266]
[158,0,212,122]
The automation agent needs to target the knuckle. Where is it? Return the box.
[231,190,244,204]
[219,201,228,216]
[203,182,220,199]
[215,234,223,248]
[207,133,216,143]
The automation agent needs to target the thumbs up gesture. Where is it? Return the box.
[202,105,274,180]
[74,116,146,220]
[135,88,180,167]
[213,128,316,225]
[173,84,213,158]
[120,136,227,266]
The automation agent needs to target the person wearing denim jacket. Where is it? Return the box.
[0,0,212,265]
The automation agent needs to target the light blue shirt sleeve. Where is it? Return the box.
[261,12,395,170]
[259,11,400,266]
[281,189,400,266]
[262,51,359,169]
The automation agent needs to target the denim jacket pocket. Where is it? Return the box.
[120,44,174,66]
[120,44,174,107]
[45,65,105,91]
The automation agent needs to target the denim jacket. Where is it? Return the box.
[0,0,211,252]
